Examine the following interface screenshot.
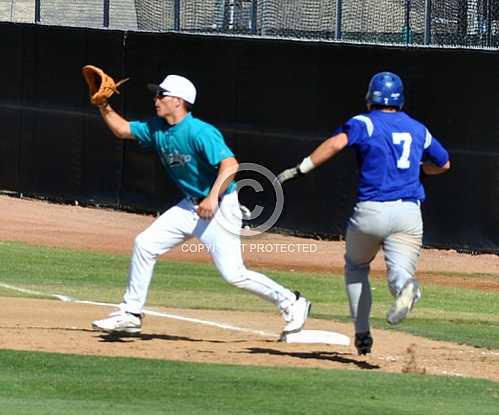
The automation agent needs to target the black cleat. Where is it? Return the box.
[354,331,373,355]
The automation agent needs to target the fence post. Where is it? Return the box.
[335,0,342,40]
[403,0,412,44]
[487,0,492,46]
[35,0,41,23]
[103,0,110,28]
[251,0,258,34]
[457,0,468,46]
[424,0,432,45]
[174,0,181,30]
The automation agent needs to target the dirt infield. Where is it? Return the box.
[0,195,498,382]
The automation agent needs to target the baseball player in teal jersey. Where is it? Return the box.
[91,74,310,336]
[278,72,450,355]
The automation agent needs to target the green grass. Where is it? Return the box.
[0,241,498,349]
[0,349,498,415]
[0,241,498,414]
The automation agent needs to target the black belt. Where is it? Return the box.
[187,196,222,205]
[400,198,420,204]
[363,199,420,204]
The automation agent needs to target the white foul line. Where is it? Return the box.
[0,282,279,339]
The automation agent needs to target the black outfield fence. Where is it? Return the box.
[0,22,497,253]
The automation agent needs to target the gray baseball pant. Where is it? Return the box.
[344,200,423,333]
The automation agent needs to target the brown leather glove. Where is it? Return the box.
[82,65,129,106]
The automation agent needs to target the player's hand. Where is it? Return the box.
[276,166,304,185]
[196,196,219,219]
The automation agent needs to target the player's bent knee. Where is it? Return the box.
[133,232,156,256]
[133,232,147,248]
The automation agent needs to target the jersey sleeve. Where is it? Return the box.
[340,115,373,146]
[129,118,163,149]
[192,126,235,166]
[423,130,450,167]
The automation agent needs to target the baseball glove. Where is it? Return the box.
[82,65,129,106]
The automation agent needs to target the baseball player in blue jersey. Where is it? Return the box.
[278,72,450,355]
[90,74,310,336]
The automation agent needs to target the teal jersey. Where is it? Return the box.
[130,113,236,199]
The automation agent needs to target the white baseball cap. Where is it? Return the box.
[147,74,197,104]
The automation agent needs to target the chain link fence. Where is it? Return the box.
[1,0,498,48]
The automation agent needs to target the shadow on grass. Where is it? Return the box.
[244,347,380,369]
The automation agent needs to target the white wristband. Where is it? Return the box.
[298,156,315,174]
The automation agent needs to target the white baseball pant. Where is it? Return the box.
[344,200,423,333]
[119,191,296,314]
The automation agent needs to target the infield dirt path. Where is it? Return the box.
[0,195,498,382]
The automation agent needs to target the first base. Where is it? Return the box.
[281,330,350,346]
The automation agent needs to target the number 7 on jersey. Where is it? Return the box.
[392,132,412,169]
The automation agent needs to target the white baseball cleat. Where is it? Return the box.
[386,278,421,325]
[92,309,142,334]
[281,292,311,335]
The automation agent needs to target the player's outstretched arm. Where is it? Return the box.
[277,133,348,185]
[308,133,348,167]
[98,101,133,140]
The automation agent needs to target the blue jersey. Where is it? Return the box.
[340,110,449,202]
[130,113,236,199]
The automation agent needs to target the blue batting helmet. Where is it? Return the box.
[366,72,405,109]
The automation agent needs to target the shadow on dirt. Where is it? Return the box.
[96,332,229,344]
[244,347,380,369]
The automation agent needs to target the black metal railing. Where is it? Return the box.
[20,0,499,49]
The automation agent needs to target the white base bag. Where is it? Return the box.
[281,330,350,346]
